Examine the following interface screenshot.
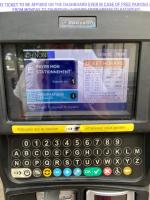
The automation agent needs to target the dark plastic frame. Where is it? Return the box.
[0,11,150,134]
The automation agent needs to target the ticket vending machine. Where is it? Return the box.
[0,11,150,200]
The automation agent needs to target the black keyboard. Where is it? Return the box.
[9,134,144,181]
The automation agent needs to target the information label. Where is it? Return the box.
[0,0,150,12]
[12,123,134,134]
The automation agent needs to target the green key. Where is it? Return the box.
[83,168,93,176]
[92,167,102,176]
[83,167,102,177]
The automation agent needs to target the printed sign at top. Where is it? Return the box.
[0,0,150,12]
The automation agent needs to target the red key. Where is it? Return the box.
[103,167,112,176]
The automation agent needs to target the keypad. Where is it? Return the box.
[9,134,144,180]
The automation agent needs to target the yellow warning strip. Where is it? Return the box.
[80,124,134,133]
[12,125,66,134]
[12,123,134,134]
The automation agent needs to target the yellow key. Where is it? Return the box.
[43,168,52,177]
[123,166,132,176]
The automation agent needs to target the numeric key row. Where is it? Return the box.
[21,138,123,148]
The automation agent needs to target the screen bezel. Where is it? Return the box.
[2,42,139,121]
[0,11,150,134]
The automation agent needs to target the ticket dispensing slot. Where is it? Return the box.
[0,11,150,200]
[86,190,134,200]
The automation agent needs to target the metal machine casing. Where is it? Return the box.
[0,11,150,200]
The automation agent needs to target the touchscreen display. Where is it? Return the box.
[3,43,138,120]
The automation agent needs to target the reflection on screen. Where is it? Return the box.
[22,48,129,113]
[3,43,138,120]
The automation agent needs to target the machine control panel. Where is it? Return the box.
[9,134,144,181]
